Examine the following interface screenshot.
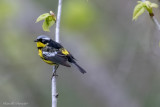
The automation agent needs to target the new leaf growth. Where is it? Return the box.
[133,1,158,21]
[36,11,56,31]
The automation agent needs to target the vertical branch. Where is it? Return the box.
[52,0,62,107]
[52,66,57,107]
[55,0,62,42]
[150,16,160,30]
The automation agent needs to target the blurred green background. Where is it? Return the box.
[1,0,160,107]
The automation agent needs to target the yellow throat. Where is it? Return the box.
[36,41,47,48]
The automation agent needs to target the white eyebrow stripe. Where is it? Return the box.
[43,51,57,57]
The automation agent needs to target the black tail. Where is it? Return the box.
[73,62,87,74]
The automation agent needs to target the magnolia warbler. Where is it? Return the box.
[34,35,86,76]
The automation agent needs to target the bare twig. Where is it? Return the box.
[55,0,62,42]
[52,66,57,107]
[150,16,160,30]
[52,0,62,107]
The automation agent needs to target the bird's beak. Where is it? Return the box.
[34,40,38,42]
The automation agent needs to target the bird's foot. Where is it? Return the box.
[51,72,58,79]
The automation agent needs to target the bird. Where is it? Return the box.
[34,35,86,77]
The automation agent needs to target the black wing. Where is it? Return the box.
[48,40,64,49]
[43,49,71,67]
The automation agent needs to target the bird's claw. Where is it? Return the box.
[51,72,58,79]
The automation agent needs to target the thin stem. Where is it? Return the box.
[151,16,160,30]
[55,0,62,42]
[52,0,62,107]
[52,66,57,107]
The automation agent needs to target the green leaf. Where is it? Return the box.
[36,11,56,32]
[133,3,145,20]
[132,1,158,20]
[36,13,50,23]
[42,16,55,31]
[145,1,151,9]
[144,1,158,14]
[144,1,152,13]
[150,3,158,8]
[42,19,49,31]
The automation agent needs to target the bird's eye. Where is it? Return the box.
[38,38,42,42]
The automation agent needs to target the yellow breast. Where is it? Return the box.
[43,59,55,65]
[38,49,43,58]
[38,49,55,65]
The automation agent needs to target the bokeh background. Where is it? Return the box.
[1,0,160,107]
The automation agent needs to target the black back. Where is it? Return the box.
[48,40,63,49]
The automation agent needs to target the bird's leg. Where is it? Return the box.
[52,65,59,79]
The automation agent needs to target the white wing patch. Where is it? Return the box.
[43,51,57,57]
